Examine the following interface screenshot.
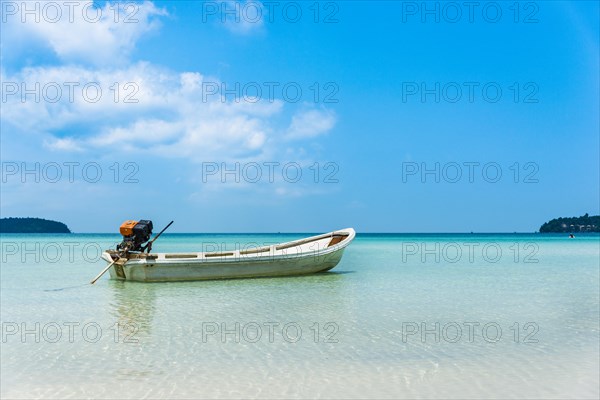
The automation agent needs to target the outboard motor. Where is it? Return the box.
[117,220,153,253]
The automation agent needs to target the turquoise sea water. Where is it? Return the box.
[1,233,599,399]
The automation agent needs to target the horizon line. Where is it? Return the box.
[1,231,572,234]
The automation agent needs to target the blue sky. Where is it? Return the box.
[1,1,598,232]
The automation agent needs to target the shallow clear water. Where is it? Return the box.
[1,233,599,399]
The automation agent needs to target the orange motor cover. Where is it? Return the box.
[120,220,138,236]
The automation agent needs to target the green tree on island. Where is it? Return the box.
[539,214,599,233]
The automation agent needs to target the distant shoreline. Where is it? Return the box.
[539,214,599,233]
[0,218,71,234]
[1,213,598,235]
[1,232,598,235]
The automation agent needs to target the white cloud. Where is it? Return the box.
[220,1,265,35]
[180,72,203,92]
[43,137,84,152]
[3,1,167,65]
[286,109,337,140]
[1,1,338,197]
[2,62,335,163]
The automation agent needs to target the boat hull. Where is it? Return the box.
[101,228,355,282]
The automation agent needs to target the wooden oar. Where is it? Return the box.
[90,257,121,285]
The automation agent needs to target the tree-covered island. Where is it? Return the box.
[539,214,599,233]
[0,217,71,233]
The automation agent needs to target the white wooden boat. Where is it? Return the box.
[101,228,355,282]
